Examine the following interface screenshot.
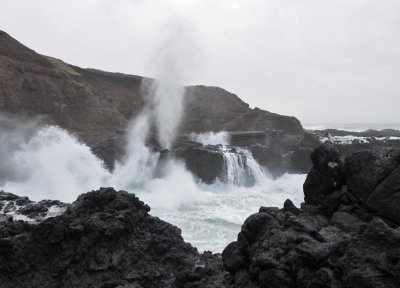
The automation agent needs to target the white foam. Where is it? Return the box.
[320,135,400,145]
[153,173,306,252]
[190,131,231,146]
[0,123,306,252]
[304,123,400,132]
[44,205,68,219]
[1,126,111,202]
[111,113,160,189]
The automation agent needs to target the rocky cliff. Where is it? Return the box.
[0,30,303,150]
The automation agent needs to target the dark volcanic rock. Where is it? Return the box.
[171,141,225,184]
[303,142,345,215]
[0,188,199,288]
[0,191,69,221]
[220,145,400,288]
[242,131,320,177]
[222,199,400,288]
[2,144,400,288]
[311,129,400,158]
[175,252,229,288]
[170,141,261,185]
[344,148,400,203]
[344,148,400,223]
[312,128,400,138]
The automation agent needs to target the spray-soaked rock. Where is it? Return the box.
[216,145,400,288]
[344,148,400,224]
[303,142,346,215]
[0,188,199,288]
[0,191,69,221]
[171,141,261,186]
[170,141,225,184]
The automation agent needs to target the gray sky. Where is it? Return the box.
[1,0,399,125]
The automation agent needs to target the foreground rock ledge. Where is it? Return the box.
[0,188,204,288]
[221,143,400,288]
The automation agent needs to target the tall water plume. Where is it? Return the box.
[111,112,159,189]
[148,16,204,149]
[111,16,204,189]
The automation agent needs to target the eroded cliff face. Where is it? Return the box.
[0,30,145,146]
[0,30,304,150]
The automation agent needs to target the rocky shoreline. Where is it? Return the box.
[1,28,400,288]
[219,143,400,288]
[1,143,400,288]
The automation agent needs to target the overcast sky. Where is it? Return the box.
[1,0,399,125]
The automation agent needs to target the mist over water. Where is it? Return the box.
[0,125,111,202]
[0,18,306,252]
[0,122,305,252]
[147,16,204,149]
[190,131,231,146]
[150,81,185,149]
[111,112,159,189]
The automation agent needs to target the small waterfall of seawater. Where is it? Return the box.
[220,146,266,186]
[190,131,267,187]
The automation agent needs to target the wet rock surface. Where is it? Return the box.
[0,191,69,222]
[220,143,400,288]
[170,141,225,184]
[0,188,198,288]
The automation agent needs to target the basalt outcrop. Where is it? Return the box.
[0,188,199,288]
[312,128,400,157]
[220,143,400,288]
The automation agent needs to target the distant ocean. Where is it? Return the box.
[303,123,400,132]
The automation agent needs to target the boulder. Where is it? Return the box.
[0,190,69,221]
[303,142,345,215]
[222,201,400,288]
[344,148,400,202]
[0,188,198,288]
[366,165,400,223]
[171,142,225,184]
[344,148,400,223]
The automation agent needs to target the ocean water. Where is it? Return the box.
[303,123,400,132]
[0,125,305,253]
[149,174,305,252]
[6,122,398,252]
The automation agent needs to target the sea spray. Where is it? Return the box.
[111,112,160,189]
[148,80,185,149]
[147,16,204,149]
[190,131,267,186]
[0,16,306,252]
[222,147,267,186]
[190,131,231,146]
[0,124,306,252]
[1,126,111,202]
